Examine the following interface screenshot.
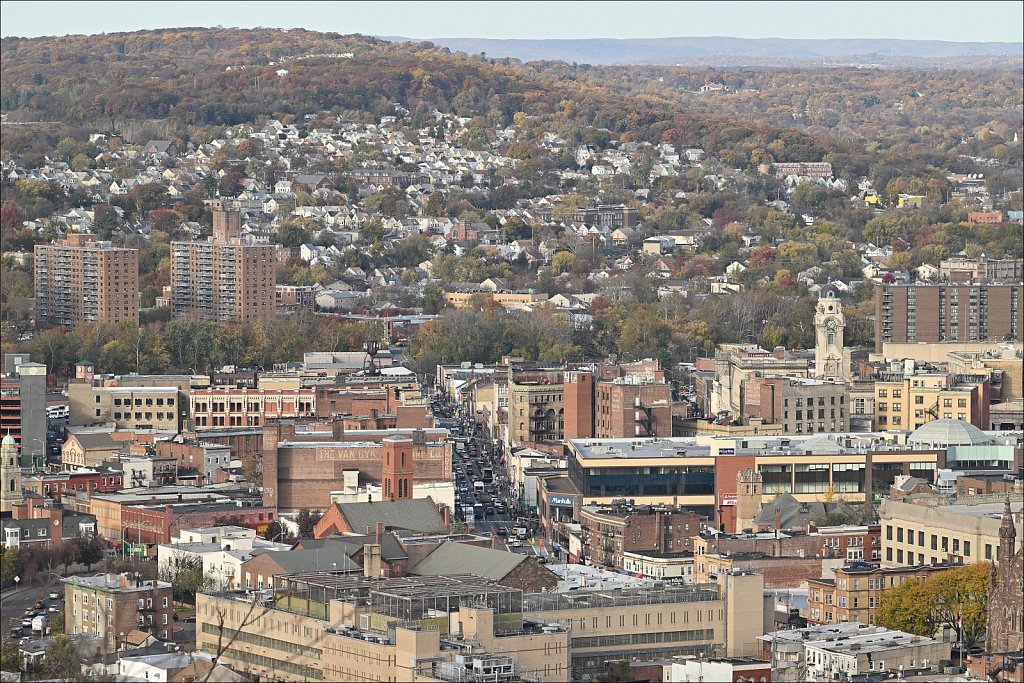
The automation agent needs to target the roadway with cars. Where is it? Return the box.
[432,395,550,560]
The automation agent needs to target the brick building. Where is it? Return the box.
[806,562,954,626]
[274,284,317,310]
[744,375,848,434]
[120,502,278,547]
[34,233,140,328]
[967,211,1005,224]
[260,422,451,511]
[579,503,702,570]
[171,206,276,324]
[693,551,828,588]
[63,573,174,652]
[874,282,1023,352]
[188,387,316,427]
[564,369,673,439]
[507,368,565,447]
[872,364,990,431]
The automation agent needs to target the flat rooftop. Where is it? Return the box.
[525,583,719,612]
[568,432,955,460]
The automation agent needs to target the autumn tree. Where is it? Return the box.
[875,563,989,651]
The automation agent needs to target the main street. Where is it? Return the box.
[431,393,550,560]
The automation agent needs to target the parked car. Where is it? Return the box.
[48,592,60,600]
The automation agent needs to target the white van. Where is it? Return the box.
[47,405,69,419]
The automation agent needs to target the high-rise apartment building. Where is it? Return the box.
[874,283,1023,352]
[34,234,139,327]
[170,205,275,324]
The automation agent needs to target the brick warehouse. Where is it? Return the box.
[260,421,451,511]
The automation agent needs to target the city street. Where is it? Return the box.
[431,393,549,560]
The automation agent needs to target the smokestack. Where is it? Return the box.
[375,522,383,546]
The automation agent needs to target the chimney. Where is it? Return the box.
[366,525,373,536]
[774,508,782,532]
[375,522,383,546]
[773,346,786,360]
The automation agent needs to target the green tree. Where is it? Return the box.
[129,182,169,216]
[423,191,448,217]
[159,554,212,604]
[0,640,20,673]
[550,251,576,275]
[361,217,385,244]
[276,219,316,247]
[40,634,86,681]
[875,563,989,650]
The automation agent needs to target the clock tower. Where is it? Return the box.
[814,289,850,381]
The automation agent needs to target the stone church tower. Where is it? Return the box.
[1,432,24,513]
[985,499,1023,655]
[814,289,851,381]
[735,468,763,534]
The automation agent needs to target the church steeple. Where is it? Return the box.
[998,497,1016,573]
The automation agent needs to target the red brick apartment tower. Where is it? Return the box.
[563,370,595,440]
[382,437,414,501]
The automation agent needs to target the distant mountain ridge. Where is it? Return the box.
[382,36,1023,65]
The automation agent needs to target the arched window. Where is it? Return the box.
[827,333,835,346]
[8,478,14,492]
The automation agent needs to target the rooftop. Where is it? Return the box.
[63,573,171,593]
[525,583,719,612]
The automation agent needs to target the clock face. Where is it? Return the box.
[826,319,837,331]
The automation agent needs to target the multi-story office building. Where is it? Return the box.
[1,354,46,467]
[878,495,1023,568]
[563,434,945,520]
[707,344,810,417]
[68,373,184,432]
[564,369,673,439]
[63,573,174,652]
[872,362,989,431]
[171,205,275,324]
[189,387,316,427]
[874,282,1023,352]
[197,574,570,682]
[508,368,565,447]
[744,376,848,435]
[806,563,954,626]
[526,571,766,679]
[34,233,139,327]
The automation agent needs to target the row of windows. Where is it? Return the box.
[885,524,984,558]
[106,397,175,407]
[113,412,170,421]
[572,628,715,649]
[202,622,323,660]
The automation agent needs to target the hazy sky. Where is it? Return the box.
[2,0,1022,42]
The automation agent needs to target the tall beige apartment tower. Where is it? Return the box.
[170,204,275,324]
[34,234,140,328]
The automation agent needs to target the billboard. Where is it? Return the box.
[720,493,738,506]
